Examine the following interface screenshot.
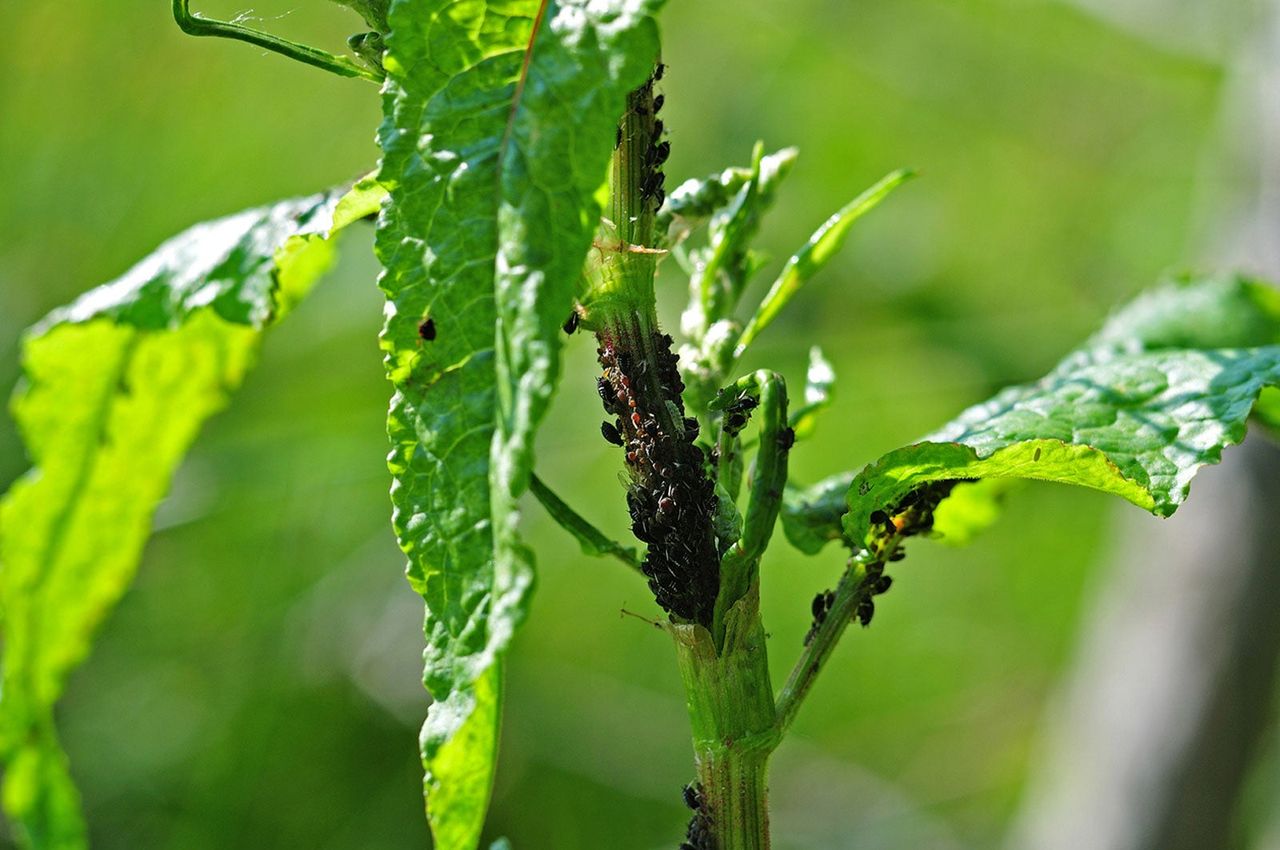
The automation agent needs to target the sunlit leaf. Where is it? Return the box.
[779,276,1280,554]
[843,275,1280,549]
[735,169,912,357]
[375,1,665,846]
[789,345,835,439]
[0,183,383,849]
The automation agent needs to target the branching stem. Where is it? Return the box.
[172,0,384,82]
[529,473,642,573]
[774,544,897,735]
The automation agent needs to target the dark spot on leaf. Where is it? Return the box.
[418,318,436,341]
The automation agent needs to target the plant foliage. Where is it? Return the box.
[0,184,382,848]
[374,1,665,845]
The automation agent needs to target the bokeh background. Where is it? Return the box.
[1,1,1277,847]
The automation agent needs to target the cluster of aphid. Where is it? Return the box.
[853,566,894,629]
[804,589,835,645]
[614,63,669,212]
[679,782,712,850]
[596,331,720,626]
[717,389,759,437]
[866,479,958,555]
[803,480,960,641]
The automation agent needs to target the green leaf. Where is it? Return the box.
[529,474,639,569]
[928,478,1016,545]
[0,184,383,848]
[735,168,913,357]
[788,345,835,440]
[841,275,1280,549]
[663,148,796,239]
[781,472,854,556]
[374,2,664,846]
[775,275,1280,555]
[682,145,798,340]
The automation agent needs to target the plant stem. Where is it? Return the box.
[588,70,781,846]
[775,550,890,736]
[673,586,779,849]
[172,0,383,81]
[529,473,642,572]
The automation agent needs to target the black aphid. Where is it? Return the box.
[653,93,665,112]
[597,377,612,407]
[777,426,796,450]
[805,589,836,645]
[654,62,665,81]
[596,331,719,625]
[563,311,579,335]
[857,598,875,627]
[418,318,436,341]
[869,509,889,526]
[601,420,623,446]
[653,140,671,166]
[682,783,701,810]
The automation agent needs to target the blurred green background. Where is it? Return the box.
[0,0,1268,847]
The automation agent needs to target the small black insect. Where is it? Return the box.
[653,140,671,166]
[810,592,828,620]
[654,62,665,81]
[418,318,436,341]
[868,509,890,527]
[873,574,893,594]
[856,598,875,627]
[596,377,612,406]
[777,427,796,451]
[686,812,710,845]
[652,119,664,141]
[615,125,623,148]
[888,550,906,562]
[682,783,701,810]
[601,420,623,446]
[641,171,664,198]
[683,416,700,440]
[653,186,665,209]
[562,311,579,335]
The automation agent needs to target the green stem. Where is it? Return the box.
[529,473,641,573]
[672,586,778,850]
[774,545,897,736]
[714,370,789,643]
[173,0,384,82]
[589,71,780,846]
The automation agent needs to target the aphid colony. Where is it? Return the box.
[615,63,669,211]
[680,781,711,850]
[596,330,720,626]
[717,389,759,437]
[804,480,959,641]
